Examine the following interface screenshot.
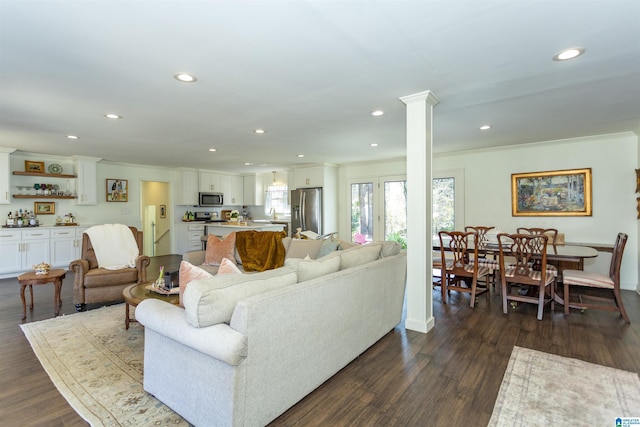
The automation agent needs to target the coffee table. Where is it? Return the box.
[122,282,179,329]
[17,269,66,320]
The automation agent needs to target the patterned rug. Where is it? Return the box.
[489,346,640,426]
[20,304,189,426]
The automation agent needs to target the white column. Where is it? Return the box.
[400,90,439,333]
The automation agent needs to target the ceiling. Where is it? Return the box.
[1,1,639,174]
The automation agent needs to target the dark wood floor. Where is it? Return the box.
[1,268,638,426]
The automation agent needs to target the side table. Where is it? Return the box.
[17,269,66,320]
[122,282,179,329]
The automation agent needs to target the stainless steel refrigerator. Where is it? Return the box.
[290,187,322,234]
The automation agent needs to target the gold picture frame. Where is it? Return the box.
[34,201,55,215]
[511,168,592,217]
[25,160,45,173]
[106,179,128,202]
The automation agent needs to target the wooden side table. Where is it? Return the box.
[122,282,179,329]
[17,269,66,320]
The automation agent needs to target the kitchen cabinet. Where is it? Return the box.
[222,175,244,205]
[243,174,264,206]
[74,156,100,205]
[176,169,198,205]
[0,229,22,274]
[293,166,327,188]
[187,223,205,251]
[199,171,222,192]
[0,228,51,275]
[50,227,87,268]
[0,150,12,204]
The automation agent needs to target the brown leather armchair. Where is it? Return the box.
[69,226,150,311]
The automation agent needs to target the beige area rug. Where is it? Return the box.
[489,346,640,427]
[20,304,190,426]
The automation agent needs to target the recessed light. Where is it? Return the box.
[173,73,197,83]
[244,162,254,166]
[480,125,491,130]
[104,113,121,119]
[370,110,384,117]
[370,143,379,147]
[66,135,79,140]
[297,154,304,158]
[254,129,265,134]
[552,47,585,61]
[208,148,217,152]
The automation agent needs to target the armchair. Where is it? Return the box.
[69,226,150,311]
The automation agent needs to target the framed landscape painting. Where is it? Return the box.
[511,168,592,216]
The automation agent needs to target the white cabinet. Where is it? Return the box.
[222,175,244,205]
[176,169,198,205]
[199,172,222,192]
[50,227,87,268]
[0,150,12,205]
[293,166,326,188]
[187,223,205,251]
[0,229,22,274]
[243,174,264,206]
[74,156,100,205]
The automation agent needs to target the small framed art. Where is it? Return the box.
[106,179,128,202]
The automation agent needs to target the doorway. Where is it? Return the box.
[141,181,171,257]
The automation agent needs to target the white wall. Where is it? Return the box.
[433,132,638,290]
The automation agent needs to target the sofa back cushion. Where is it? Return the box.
[285,239,324,260]
[339,244,382,269]
[284,255,341,282]
[183,267,298,328]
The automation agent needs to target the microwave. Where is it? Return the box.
[198,192,224,207]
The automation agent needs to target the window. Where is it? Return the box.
[265,184,289,216]
[433,169,465,238]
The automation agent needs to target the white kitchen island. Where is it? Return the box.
[204,222,286,239]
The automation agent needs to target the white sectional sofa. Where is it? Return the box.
[136,239,407,427]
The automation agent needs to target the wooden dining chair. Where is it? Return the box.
[465,225,497,286]
[497,233,556,320]
[516,227,559,246]
[438,230,490,307]
[562,233,629,323]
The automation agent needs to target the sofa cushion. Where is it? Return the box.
[179,261,214,307]
[339,244,382,270]
[218,257,242,275]
[83,267,138,287]
[183,267,298,328]
[284,255,341,282]
[285,239,324,260]
[205,232,237,266]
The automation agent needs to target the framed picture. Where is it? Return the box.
[34,201,55,215]
[511,168,592,216]
[160,204,166,218]
[106,179,128,202]
[25,160,45,173]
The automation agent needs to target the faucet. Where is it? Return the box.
[268,208,276,220]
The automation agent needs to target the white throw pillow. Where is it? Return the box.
[183,267,298,328]
[339,244,382,270]
[284,255,341,282]
[285,239,324,260]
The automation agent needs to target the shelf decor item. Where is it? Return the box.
[48,163,63,174]
[25,160,45,173]
[35,201,55,215]
[511,168,592,217]
[106,178,128,202]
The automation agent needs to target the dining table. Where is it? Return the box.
[433,239,599,308]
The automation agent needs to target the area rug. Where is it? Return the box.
[489,346,640,426]
[20,304,190,426]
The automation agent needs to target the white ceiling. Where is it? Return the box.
[1,1,639,174]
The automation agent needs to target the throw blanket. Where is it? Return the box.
[235,230,286,272]
[85,224,139,270]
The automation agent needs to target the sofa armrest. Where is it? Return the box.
[136,255,151,282]
[183,250,206,266]
[69,258,90,303]
[136,299,247,366]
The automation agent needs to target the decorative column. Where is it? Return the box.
[400,90,439,333]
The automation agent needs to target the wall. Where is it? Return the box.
[433,132,638,290]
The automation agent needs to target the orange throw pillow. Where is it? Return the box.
[204,232,236,266]
[178,261,213,307]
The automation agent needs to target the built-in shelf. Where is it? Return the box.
[12,171,77,178]
[13,195,76,199]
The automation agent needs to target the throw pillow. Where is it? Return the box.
[218,257,242,275]
[339,244,382,270]
[285,238,324,260]
[204,232,236,266]
[284,255,341,282]
[317,238,340,258]
[178,261,213,307]
[183,267,298,327]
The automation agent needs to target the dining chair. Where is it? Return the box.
[438,230,490,307]
[465,225,498,286]
[562,233,629,323]
[516,227,559,246]
[497,233,556,320]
